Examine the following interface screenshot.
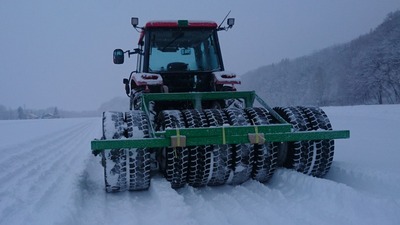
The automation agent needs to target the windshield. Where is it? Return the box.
[146,29,222,72]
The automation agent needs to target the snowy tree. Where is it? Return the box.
[53,107,60,118]
[17,107,26,120]
[0,105,9,120]
[352,11,400,104]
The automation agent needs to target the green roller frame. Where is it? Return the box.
[91,91,350,153]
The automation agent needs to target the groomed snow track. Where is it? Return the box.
[100,106,336,192]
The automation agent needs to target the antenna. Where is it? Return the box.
[217,10,231,30]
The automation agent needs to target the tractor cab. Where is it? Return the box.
[114,18,239,98]
[143,21,223,74]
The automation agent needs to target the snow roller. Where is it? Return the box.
[91,17,350,192]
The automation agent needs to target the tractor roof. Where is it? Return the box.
[138,20,218,45]
[144,20,218,29]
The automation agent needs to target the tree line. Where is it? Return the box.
[0,105,60,120]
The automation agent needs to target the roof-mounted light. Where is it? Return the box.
[131,17,139,28]
[227,18,235,28]
[217,11,235,31]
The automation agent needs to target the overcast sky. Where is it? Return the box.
[1,0,399,111]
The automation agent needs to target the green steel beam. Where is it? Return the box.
[162,124,291,137]
[91,138,169,150]
[91,124,350,153]
[264,130,350,142]
[254,94,288,124]
[142,91,256,109]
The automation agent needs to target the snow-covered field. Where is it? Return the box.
[0,105,399,225]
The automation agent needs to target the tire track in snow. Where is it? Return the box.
[179,184,280,225]
[67,168,196,225]
[0,122,92,191]
[63,155,400,225]
[326,161,400,203]
[30,124,96,206]
[267,168,400,225]
[173,168,400,225]
[178,180,326,225]
[0,118,100,225]
[127,178,195,225]
[0,122,93,224]
[0,120,95,175]
[26,119,100,225]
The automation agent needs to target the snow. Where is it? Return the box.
[132,73,163,86]
[0,105,400,225]
[213,71,241,85]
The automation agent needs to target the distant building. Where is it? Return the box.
[26,113,39,119]
[41,113,55,119]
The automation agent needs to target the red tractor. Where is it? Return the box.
[91,17,349,192]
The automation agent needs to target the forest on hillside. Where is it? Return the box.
[241,11,400,107]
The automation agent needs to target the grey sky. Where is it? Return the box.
[1,0,399,111]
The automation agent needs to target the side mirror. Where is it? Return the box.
[113,49,124,64]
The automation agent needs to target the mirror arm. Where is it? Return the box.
[125,48,142,58]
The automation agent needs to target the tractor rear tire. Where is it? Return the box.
[204,109,232,186]
[274,106,335,177]
[224,108,254,185]
[273,107,313,175]
[125,111,151,191]
[156,110,189,189]
[300,107,335,177]
[244,107,278,183]
[101,111,152,192]
[101,111,127,192]
[182,109,210,187]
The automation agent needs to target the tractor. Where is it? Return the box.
[91,17,349,192]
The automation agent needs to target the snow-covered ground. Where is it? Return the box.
[0,105,399,225]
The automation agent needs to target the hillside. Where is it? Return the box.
[241,11,400,107]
